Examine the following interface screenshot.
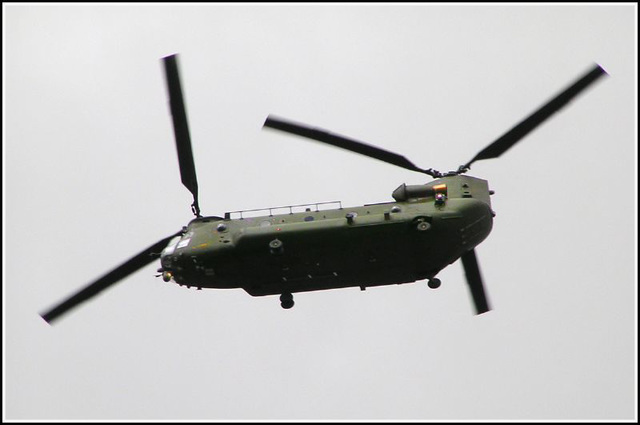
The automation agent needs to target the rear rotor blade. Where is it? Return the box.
[40,231,181,324]
[163,54,200,216]
[264,115,439,177]
[464,64,608,169]
[460,249,491,315]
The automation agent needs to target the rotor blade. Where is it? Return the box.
[163,54,200,216]
[464,64,608,169]
[40,231,181,324]
[264,115,437,176]
[460,249,491,315]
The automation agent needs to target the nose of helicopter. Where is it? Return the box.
[159,234,191,282]
[158,224,222,285]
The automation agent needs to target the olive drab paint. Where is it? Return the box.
[159,175,494,299]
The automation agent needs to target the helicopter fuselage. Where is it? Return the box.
[160,175,494,297]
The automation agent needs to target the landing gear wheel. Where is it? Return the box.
[428,278,441,289]
[280,292,294,309]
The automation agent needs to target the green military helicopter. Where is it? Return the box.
[40,55,607,323]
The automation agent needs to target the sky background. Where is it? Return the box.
[4,4,637,421]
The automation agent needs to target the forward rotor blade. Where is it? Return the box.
[460,249,491,315]
[264,115,437,176]
[163,54,200,216]
[40,232,181,324]
[464,64,608,169]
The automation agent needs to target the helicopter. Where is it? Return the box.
[40,55,607,323]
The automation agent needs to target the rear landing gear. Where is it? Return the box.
[428,278,441,289]
[280,292,294,309]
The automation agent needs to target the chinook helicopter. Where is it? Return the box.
[40,55,607,323]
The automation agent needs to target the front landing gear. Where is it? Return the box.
[280,292,294,309]
[427,278,441,289]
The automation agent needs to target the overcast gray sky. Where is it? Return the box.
[4,4,637,421]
